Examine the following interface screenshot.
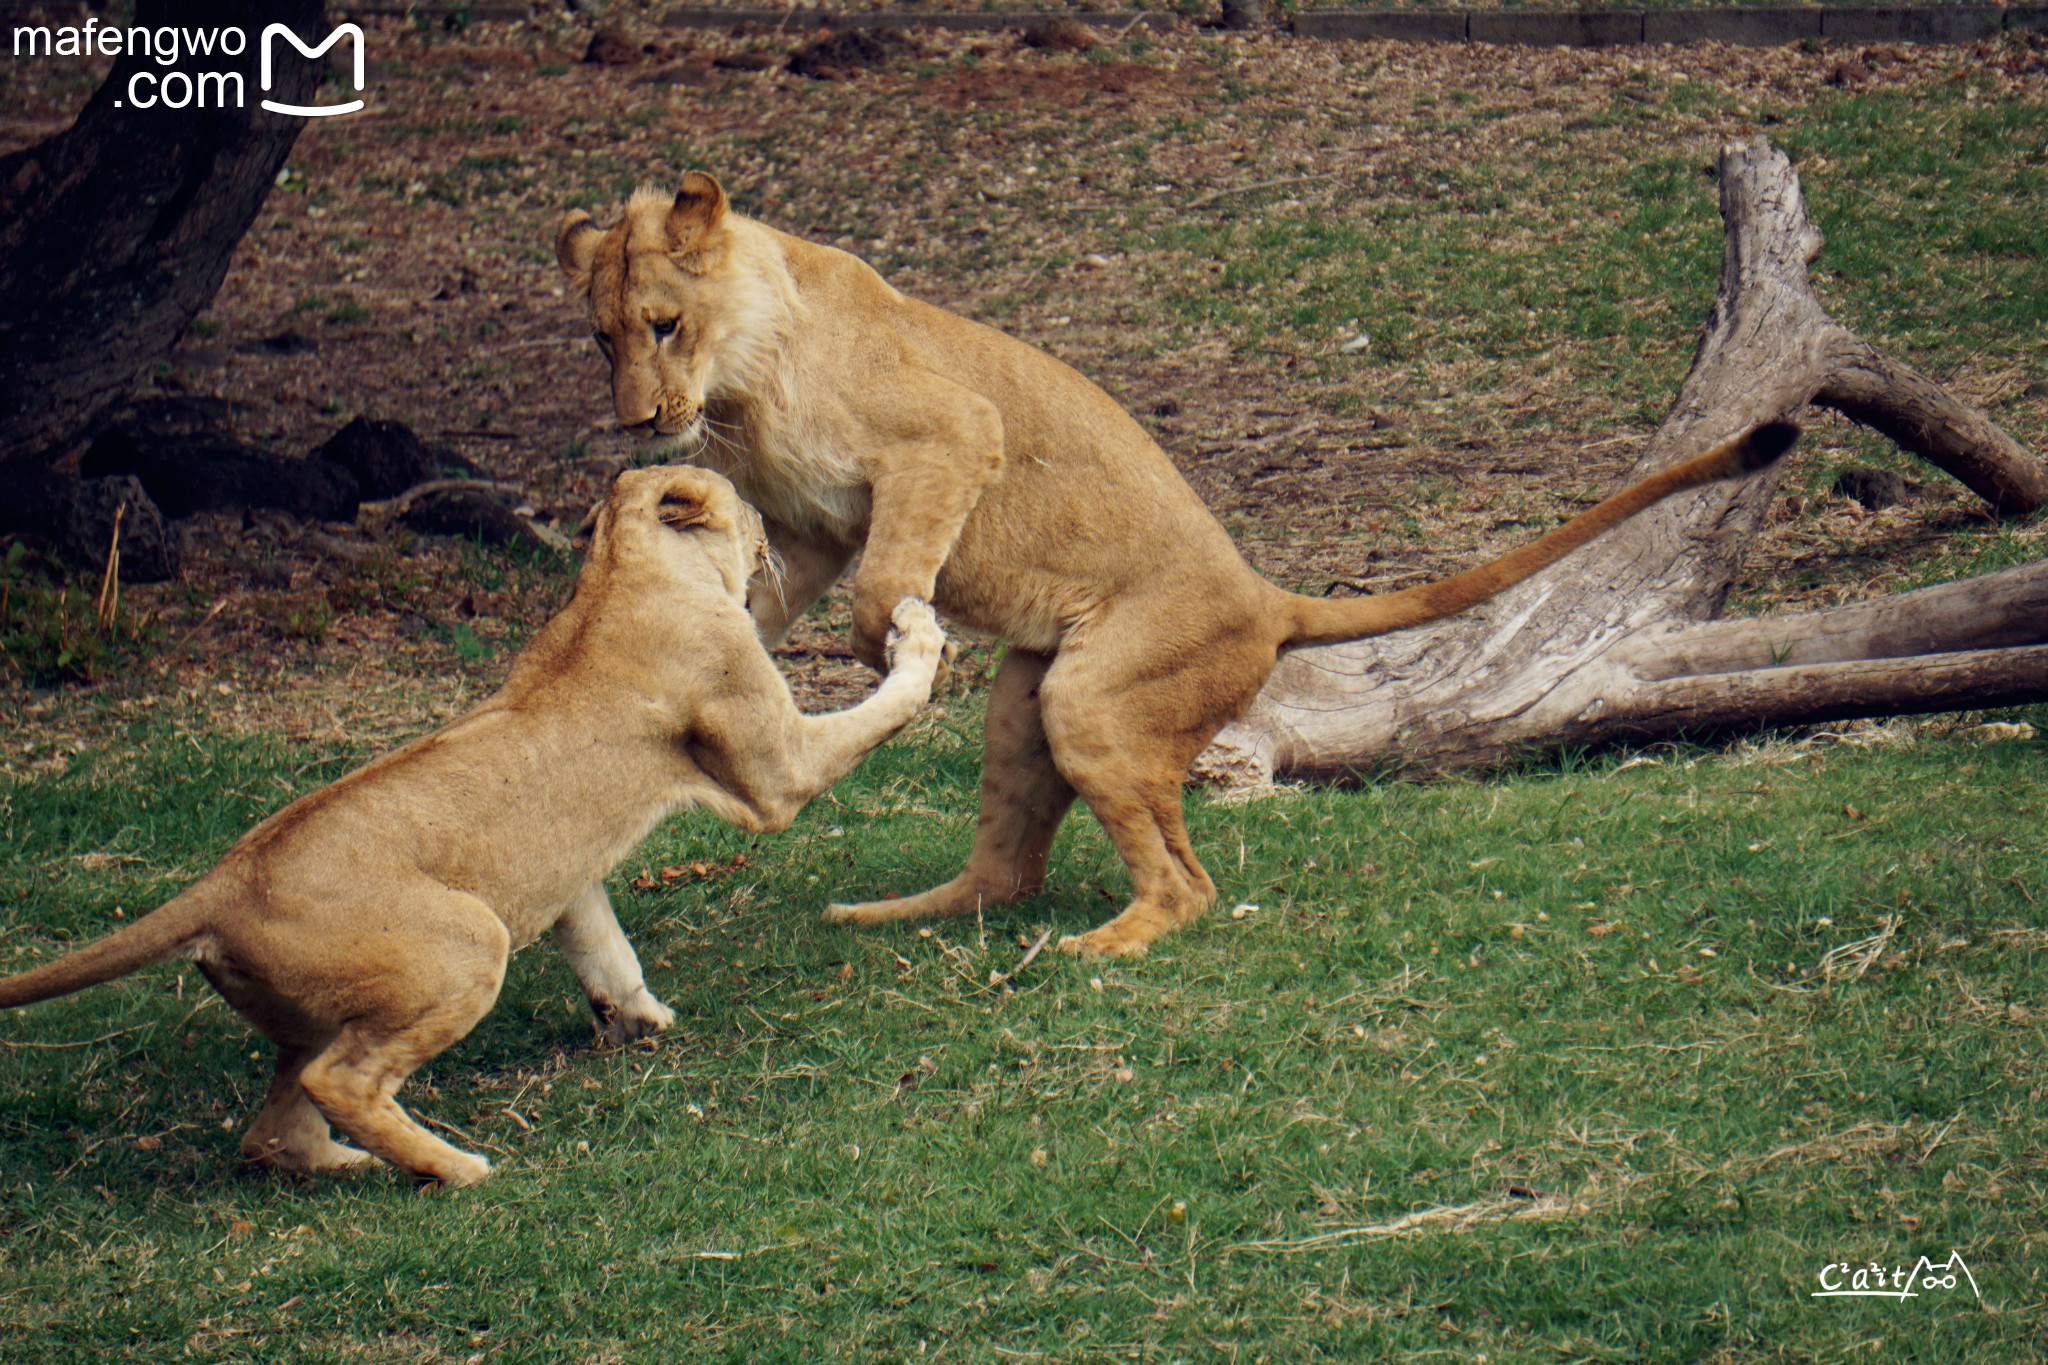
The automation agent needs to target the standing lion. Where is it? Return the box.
[556,174,1794,957]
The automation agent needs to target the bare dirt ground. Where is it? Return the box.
[2,13,2042,772]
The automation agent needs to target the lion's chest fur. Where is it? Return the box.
[693,396,870,544]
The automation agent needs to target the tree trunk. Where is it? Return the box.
[1196,137,2048,787]
[0,0,326,471]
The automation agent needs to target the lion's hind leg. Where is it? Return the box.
[1037,615,1261,959]
[193,962,370,1173]
[285,888,511,1186]
[242,1041,373,1172]
[1053,763,1217,959]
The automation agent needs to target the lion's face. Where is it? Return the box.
[556,173,740,444]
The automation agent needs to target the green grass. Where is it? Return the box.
[1098,88,2047,426]
[2,712,2043,1361]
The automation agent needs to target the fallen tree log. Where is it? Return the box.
[1196,136,2047,785]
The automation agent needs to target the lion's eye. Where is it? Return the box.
[650,318,679,342]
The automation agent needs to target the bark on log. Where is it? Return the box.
[0,0,326,469]
[1196,137,2048,786]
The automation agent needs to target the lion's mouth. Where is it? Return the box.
[641,418,708,457]
[661,412,708,444]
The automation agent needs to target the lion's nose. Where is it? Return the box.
[612,381,658,430]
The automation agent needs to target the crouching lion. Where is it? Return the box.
[0,466,945,1186]
[555,173,1799,959]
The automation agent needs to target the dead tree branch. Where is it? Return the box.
[1197,137,2046,785]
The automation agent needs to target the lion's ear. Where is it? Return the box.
[556,210,602,289]
[655,490,713,531]
[666,172,728,258]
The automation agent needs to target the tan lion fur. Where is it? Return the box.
[556,173,1799,958]
[0,466,945,1185]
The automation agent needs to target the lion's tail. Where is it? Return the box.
[1281,421,1800,651]
[0,882,221,1010]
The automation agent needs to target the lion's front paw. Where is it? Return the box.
[591,988,675,1046]
[884,596,945,675]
